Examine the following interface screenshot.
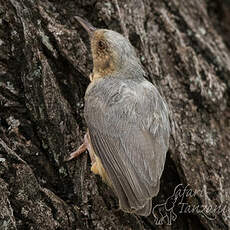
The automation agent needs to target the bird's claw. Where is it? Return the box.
[65,142,87,161]
[65,133,91,162]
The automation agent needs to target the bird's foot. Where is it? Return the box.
[65,142,87,161]
[65,133,89,161]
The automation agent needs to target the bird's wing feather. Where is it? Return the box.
[85,77,170,216]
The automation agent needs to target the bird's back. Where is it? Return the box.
[84,75,170,216]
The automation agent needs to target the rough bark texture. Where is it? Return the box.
[0,0,229,229]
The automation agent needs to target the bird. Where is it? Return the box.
[67,16,170,216]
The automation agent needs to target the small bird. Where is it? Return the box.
[67,16,170,216]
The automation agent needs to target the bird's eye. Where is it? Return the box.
[98,40,106,49]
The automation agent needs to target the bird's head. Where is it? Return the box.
[76,16,143,79]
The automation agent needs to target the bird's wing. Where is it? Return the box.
[84,77,170,216]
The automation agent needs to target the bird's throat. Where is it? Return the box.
[92,62,116,80]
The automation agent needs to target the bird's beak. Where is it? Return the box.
[75,16,96,37]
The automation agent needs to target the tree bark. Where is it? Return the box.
[0,0,229,229]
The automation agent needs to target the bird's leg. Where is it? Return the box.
[66,132,97,164]
[66,132,104,179]
[66,142,86,161]
[66,133,91,161]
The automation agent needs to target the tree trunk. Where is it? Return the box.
[0,0,229,229]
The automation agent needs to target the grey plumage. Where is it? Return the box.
[85,75,170,216]
[74,18,170,216]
